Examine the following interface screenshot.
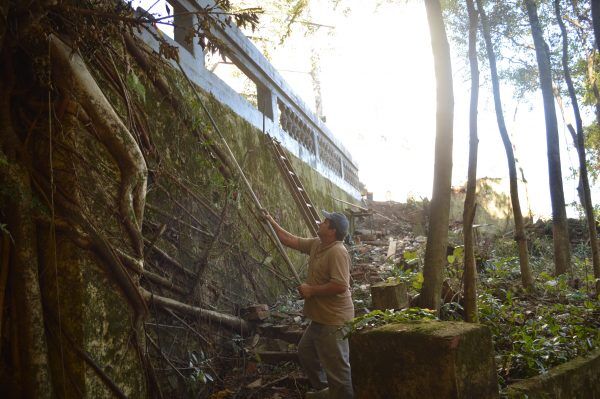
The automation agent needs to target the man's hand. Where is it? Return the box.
[297,282,347,299]
[261,209,302,250]
[262,211,276,226]
[297,283,313,299]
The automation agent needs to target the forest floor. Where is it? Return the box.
[208,201,600,399]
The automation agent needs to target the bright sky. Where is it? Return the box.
[131,0,592,218]
[260,0,590,218]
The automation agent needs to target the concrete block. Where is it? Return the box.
[370,281,408,310]
[350,321,499,398]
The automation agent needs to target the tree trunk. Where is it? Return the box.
[555,0,600,296]
[476,0,534,289]
[463,0,479,323]
[592,0,600,52]
[525,0,571,275]
[420,0,454,312]
[0,58,52,397]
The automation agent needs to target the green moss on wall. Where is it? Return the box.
[32,38,360,396]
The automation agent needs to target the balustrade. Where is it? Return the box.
[136,0,360,198]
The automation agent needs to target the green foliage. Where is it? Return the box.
[345,308,438,337]
[479,290,600,385]
[482,255,521,282]
[439,301,464,321]
[477,244,600,388]
[446,245,464,265]
[185,350,214,396]
[389,268,423,291]
[386,248,425,292]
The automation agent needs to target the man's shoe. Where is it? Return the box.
[305,387,329,399]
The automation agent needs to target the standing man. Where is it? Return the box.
[264,210,354,399]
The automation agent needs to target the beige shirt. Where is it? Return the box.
[298,237,354,325]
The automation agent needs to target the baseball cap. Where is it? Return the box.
[322,210,349,237]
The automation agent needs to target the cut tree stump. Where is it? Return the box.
[370,281,408,310]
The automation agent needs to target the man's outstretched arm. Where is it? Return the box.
[263,211,302,251]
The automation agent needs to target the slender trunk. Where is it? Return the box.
[525,0,571,275]
[555,0,600,295]
[463,0,479,323]
[420,0,454,311]
[592,0,600,52]
[477,0,533,288]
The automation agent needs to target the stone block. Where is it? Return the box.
[370,280,408,310]
[506,348,600,398]
[350,321,499,399]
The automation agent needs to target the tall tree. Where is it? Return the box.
[592,0,600,52]
[476,0,534,289]
[420,0,454,311]
[462,0,479,322]
[524,0,571,275]
[554,0,600,296]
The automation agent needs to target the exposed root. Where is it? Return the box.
[49,34,147,258]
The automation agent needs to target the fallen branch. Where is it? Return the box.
[117,251,187,295]
[144,239,197,278]
[163,308,211,346]
[146,333,187,380]
[162,170,221,220]
[146,203,213,238]
[141,289,251,335]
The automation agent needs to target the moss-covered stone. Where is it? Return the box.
[506,348,600,399]
[370,281,408,310]
[349,321,499,399]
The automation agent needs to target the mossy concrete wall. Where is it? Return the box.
[35,39,359,396]
[349,321,499,399]
[506,348,600,399]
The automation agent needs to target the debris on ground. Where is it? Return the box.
[215,200,600,398]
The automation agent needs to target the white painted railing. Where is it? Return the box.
[136,0,361,199]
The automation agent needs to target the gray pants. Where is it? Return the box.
[298,321,354,399]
